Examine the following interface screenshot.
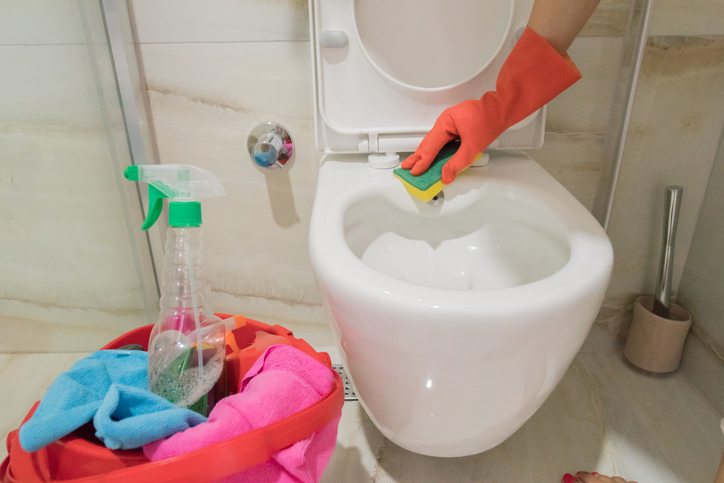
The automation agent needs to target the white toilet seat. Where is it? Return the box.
[311,0,542,154]
[309,155,613,456]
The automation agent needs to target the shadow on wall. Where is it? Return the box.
[256,152,300,227]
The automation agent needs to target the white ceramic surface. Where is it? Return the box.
[311,0,544,154]
[309,154,613,456]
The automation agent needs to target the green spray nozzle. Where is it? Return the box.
[123,164,225,229]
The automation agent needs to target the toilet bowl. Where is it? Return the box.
[309,154,612,456]
[307,0,614,457]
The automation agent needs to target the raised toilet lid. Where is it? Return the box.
[354,0,512,91]
[311,0,544,154]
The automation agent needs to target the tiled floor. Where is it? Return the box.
[2,327,722,482]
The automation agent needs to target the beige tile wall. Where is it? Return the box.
[139,39,327,342]
[598,35,724,335]
[678,132,724,413]
[592,0,724,414]
[528,36,626,211]
[650,0,724,36]
[0,1,156,352]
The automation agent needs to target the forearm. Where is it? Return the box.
[528,0,601,55]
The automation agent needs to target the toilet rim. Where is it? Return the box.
[311,180,613,313]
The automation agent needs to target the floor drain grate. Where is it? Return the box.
[332,364,358,401]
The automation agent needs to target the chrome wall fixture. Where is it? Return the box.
[247,122,294,169]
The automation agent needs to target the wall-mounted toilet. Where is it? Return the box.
[308,0,614,457]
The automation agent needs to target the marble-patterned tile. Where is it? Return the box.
[678,132,724,345]
[0,29,158,352]
[0,45,105,126]
[681,329,724,416]
[582,323,623,354]
[0,0,85,45]
[605,36,724,305]
[547,37,627,134]
[650,0,724,36]
[0,352,90,461]
[139,41,330,338]
[139,41,314,119]
[322,402,385,483]
[578,329,723,483]
[581,0,634,38]
[593,294,635,342]
[129,0,309,44]
[524,37,625,215]
[525,132,605,211]
[676,130,724,414]
[0,308,147,354]
[0,124,153,352]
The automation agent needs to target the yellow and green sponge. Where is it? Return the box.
[393,142,481,202]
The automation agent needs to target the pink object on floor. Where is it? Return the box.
[144,345,341,483]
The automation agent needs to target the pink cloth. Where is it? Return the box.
[143,345,340,483]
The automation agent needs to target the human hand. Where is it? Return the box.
[400,99,495,184]
[562,471,639,483]
[400,26,581,184]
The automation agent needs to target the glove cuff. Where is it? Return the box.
[493,26,582,128]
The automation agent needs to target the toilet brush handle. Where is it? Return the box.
[653,186,683,318]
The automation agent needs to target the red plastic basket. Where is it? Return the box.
[1,316,344,483]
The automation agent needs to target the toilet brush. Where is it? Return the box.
[623,185,693,374]
[652,186,683,318]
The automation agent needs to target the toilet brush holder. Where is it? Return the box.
[624,185,691,374]
[623,295,692,373]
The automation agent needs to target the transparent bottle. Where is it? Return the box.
[148,224,226,416]
[123,164,228,416]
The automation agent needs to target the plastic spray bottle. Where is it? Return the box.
[124,164,227,416]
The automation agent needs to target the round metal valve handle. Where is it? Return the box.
[247,122,294,169]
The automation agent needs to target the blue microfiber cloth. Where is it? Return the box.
[19,350,206,452]
[94,383,206,450]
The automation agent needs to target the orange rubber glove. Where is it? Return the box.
[401,26,582,184]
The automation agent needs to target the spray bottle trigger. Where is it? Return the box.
[141,184,170,230]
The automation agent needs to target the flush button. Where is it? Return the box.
[320,30,349,48]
